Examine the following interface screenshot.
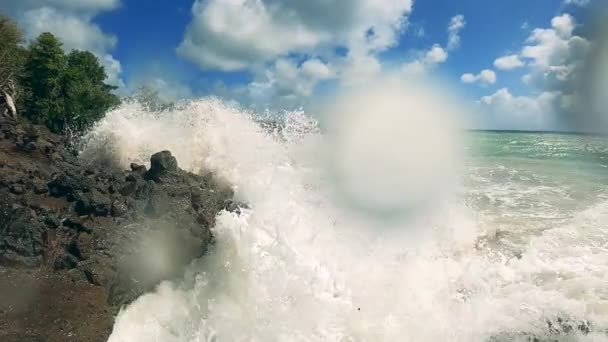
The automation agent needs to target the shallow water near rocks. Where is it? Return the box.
[82,100,608,342]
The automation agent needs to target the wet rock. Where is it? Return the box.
[224,199,249,214]
[66,240,84,260]
[43,214,61,228]
[54,253,78,270]
[33,181,49,194]
[0,195,44,267]
[130,163,147,174]
[110,199,128,217]
[62,218,92,233]
[48,173,89,197]
[145,150,178,181]
[119,181,138,196]
[144,191,170,218]
[73,190,111,216]
[82,267,103,286]
[22,141,37,152]
[9,184,25,195]
[50,152,63,162]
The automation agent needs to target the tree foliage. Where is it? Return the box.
[0,14,27,102]
[1,12,121,133]
[21,32,119,132]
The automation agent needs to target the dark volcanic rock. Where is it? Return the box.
[62,217,93,233]
[130,162,147,174]
[9,184,25,195]
[144,150,178,181]
[0,116,235,341]
[0,194,44,267]
[73,190,111,216]
[110,199,128,217]
[48,173,90,197]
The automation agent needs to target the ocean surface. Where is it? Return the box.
[82,100,608,342]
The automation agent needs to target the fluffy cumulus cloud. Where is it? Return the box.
[0,0,124,88]
[401,15,464,75]
[494,54,525,70]
[178,0,412,72]
[177,0,413,104]
[479,88,562,130]
[402,44,448,74]
[461,69,497,85]
[246,57,335,107]
[481,13,592,131]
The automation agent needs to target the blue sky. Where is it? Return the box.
[1,0,602,131]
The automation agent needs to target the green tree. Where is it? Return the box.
[23,32,119,132]
[23,32,67,131]
[63,50,119,131]
[0,14,28,116]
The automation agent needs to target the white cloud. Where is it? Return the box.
[520,14,590,92]
[3,0,120,13]
[246,57,335,106]
[494,54,525,70]
[460,69,496,85]
[479,88,562,130]
[401,14,463,76]
[479,13,593,131]
[551,13,575,38]
[564,0,590,6]
[401,43,449,75]
[1,1,125,88]
[424,44,449,64]
[341,53,383,85]
[447,15,466,50]
[100,54,125,89]
[177,0,413,71]
[301,58,334,80]
[20,7,117,54]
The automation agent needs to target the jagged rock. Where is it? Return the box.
[50,152,63,162]
[43,214,61,228]
[73,190,111,216]
[145,150,178,181]
[224,199,249,214]
[144,191,170,217]
[111,199,128,217]
[62,217,92,233]
[9,184,24,195]
[0,118,235,341]
[119,180,138,196]
[0,195,44,267]
[33,181,49,194]
[48,173,90,197]
[66,240,84,260]
[130,163,147,174]
[54,253,78,270]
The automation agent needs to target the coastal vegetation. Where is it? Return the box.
[0,13,119,133]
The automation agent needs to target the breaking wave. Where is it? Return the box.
[80,90,607,341]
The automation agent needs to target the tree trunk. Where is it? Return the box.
[2,91,17,119]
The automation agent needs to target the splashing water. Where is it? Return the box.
[81,96,608,342]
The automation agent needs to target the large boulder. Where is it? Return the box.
[0,192,45,267]
[144,150,178,181]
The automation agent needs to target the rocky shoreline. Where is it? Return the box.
[0,115,236,341]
